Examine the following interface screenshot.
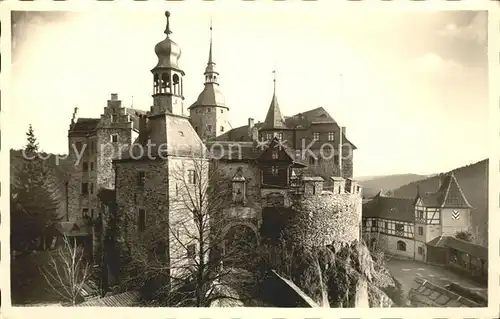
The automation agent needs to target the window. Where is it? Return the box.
[187,244,196,259]
[221,109,224,114]
[384,222,388,232]
[220,126,224,132]
[137,171,145,187]
[138,208,146,232]
[82,162,88,172]
[312,184,317,195]
[207,125,212,132]
[187,169,196,185]
[309,156,316,165]
[418,246,424,255]
[266,133,272,140]
[395,223,404,236]
[397,240,406,251]
[418,226,423,235]
[111,114,118,123]
[111,134,118,143]
[90,183,94,194]
[417,210,424,219]
[277,132,283,140]
[81,183,89,195]
[328,132,335,141]
[272,150,279,159]
[334,155,339,165]
[207,108,211,112]
[313,132,320,141]
[91,209,94,219]
[90,162,95,171]
[271,166,279,176]
[82,208,89,218]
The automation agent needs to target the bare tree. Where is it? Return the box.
[123,154,256,307]
[40,236,91,305]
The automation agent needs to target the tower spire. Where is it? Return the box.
[272,70,276,95]
[164,11,172,36]
[208,17,213,64]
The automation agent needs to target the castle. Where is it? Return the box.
[63,11,361,283]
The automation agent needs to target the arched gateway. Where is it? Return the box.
[220,222,259,270]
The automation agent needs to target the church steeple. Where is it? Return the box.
[204,19,219,85]
[151,11,185,116]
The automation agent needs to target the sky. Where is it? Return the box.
[8,8,489,177]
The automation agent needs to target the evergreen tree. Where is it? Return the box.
[11,125,60,252]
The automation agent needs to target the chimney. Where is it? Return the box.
[138,115,149,145]
[70,106,79,127]
[248,118,255,138]
[111,93,118,101]
[341,126,346,136]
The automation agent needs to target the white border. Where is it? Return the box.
[0,0,498,318]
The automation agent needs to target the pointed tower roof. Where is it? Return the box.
[261,71,287,130]
[189,20,227,110]
[437,172,473,208]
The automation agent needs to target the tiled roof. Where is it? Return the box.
[189,83,227,109]
[206,141,261,160]
[215,122,264,142]
[290,107,336,124]
[70,118,100,132]
[78,291,140,307]
[427,236,487,260]
[363,193,414,222]
[408,277,482,307]
[416,173,472,208]
[261,93,288,130]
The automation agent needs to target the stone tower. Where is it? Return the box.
[189,21,229,140]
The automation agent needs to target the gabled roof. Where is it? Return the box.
[290,107,336,124]
[78,291,140,307]
[261,93,288,130]
[415,173,472,209]
[215,123,265,142]
[427,236,487,260]
[363,193,414,222]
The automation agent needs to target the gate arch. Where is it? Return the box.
[220,222,259,270]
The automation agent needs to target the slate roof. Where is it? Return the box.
[216,123,265,142]
[363,193,414,222]
[70,118,100,133]
[288,107,336,124]
[427,236,488,260]
[78,291,140,307]
[117,114,207,161]
[261,93,288,130]
[189,83,227,109]
[415,172,472,209]
[207,141,261,161]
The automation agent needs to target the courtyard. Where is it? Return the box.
[386,256,487,299]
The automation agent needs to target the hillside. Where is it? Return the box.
[392,159,488,247]
[357,174,431,199]
[10,149,72,219]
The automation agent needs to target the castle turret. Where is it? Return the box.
[189,20,229,140]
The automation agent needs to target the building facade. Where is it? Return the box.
[362,172,474,262]
[63,11,361,287]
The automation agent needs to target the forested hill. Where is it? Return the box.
[10,149,72,219]
[392,159,489,247]
[357,174,431,199]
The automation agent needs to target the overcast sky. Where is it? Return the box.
[9,8,488,177]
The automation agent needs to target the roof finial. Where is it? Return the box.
[164,11,172,36]
[272,70,276,94]
[208,16,213,64]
